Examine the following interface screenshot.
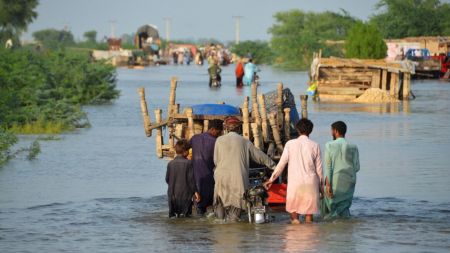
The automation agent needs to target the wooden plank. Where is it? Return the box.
[403,73,411,100]
[154,109,163,158]
[371,70,381,88]
[390,73,398,98]
[317,87,365,95]
[318,94,358,101]
[319,83,371,88]
[381,70,388,91]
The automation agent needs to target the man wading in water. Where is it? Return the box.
[189,120,223,215]
[321,121,360,219]
[213,117,276,222]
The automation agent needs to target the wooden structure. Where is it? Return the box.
[138,78,301,160]
[311,56,414,101]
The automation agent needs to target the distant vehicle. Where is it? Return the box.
[210,74,221,87]
[405,48,441,78]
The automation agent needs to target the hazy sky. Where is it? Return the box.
[23,0,393,42]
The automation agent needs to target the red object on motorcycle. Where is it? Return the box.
[267,183,287,204]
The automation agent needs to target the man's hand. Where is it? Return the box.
[194,192,201,202]
[325,183,334,198]
[319,184,324,199]
[263,180,273,190]
[325,178,334,198]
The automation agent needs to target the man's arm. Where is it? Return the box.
[268,143,289,183]
[353,146,360,173]
[165,163,170,184]
[324,143,334,198]
[248,141,276,170]
[213,139,219,166]
[315,144,324,185]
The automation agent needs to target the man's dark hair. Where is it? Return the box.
[209,119,223,131]
[174,139,191,155]
[331,121,347,136]
[296,118,314,135]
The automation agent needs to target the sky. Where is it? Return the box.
[24,0,387,42]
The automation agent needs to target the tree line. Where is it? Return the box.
[233,0,450,69]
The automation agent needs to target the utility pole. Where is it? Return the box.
[163,17,171,43]
[233,16,243,45]
[109,20,117,38]
[62,22,70,32]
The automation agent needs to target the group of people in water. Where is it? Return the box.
[208,56,260,87]
[166,117,360,224]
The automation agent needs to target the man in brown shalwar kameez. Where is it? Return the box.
[213,117,276,222]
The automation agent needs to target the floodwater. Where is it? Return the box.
[1,65,450,253]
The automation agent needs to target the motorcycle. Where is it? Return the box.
[244,168,270,224]
[210,74,221,88]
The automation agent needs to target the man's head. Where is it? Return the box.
[296,118,314,136]
[248,58,253,63]
[208,119,224,138]
[174,139,191,157]
[331,121,347,140]
[224,116,242,133]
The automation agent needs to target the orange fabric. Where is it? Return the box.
[235,62,244,77]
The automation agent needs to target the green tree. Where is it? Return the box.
[32,29,75,49]
[231,41,274,64]
[83,30,97,43]
[370,0,450,38]
[269,10,357,69]
[0,0,38,44]
[345,22,387,59]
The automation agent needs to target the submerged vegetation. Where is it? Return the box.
[0,47,118,165]
[0,129,18,166]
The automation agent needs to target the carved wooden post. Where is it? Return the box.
[168,77,178,116]
[185,107,194,140]
[251,83,261,126]
[251,123,262,150]
[269,113,284,153]
[258,94,270,143]
[154,109,163,158]
[242,106,251,140]
[300,95,308,119]
[203,120,209,132]
[175,124,184,140]
[138,87,152,137]
[284,108,291,141]
[277,83,284,128]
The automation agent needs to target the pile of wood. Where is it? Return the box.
[138,77,305,160]
[311,56,413,101]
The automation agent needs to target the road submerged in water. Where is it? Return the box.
[1,65,449,252]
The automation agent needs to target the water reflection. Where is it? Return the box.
[312,101,411,114]
[283,224,320,252]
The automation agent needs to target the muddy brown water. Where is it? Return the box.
[1,65,449,252]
